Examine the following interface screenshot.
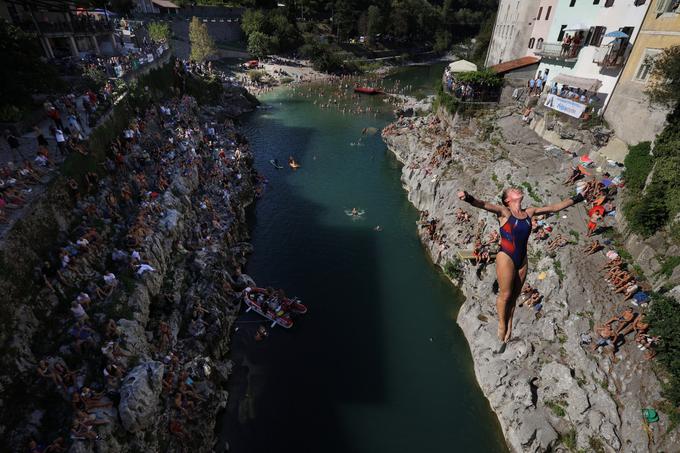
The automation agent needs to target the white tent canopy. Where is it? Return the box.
[448,60,478,73]
[552,74,603,93]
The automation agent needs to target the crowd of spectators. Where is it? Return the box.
[28,89,256,449]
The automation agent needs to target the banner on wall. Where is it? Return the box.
[544,93,587,119]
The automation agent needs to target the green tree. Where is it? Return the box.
[646,45,680,107]
[147,21,171,43]
[248,31,274,57]
[242,9,267,36]
[189,17,217,62]
[648,293,680,406]
[366,5,383,44]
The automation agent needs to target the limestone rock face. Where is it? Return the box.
[118,362,164,433]
[383,107,679,452]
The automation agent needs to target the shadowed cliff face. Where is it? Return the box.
[0,95,259,452]
[383,106,680,453]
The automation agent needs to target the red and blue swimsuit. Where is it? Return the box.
[499,214,532,268]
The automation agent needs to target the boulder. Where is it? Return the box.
[118,361,164,432]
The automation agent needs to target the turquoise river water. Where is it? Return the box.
[217,65,507,453]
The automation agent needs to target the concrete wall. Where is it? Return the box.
[486,0,540,66]
[604,0,680,144]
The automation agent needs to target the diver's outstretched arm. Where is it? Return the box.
[457,191,508,217]
[527,193,584,216]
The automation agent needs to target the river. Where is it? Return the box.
[217,64,507,453]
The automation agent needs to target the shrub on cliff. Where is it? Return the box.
[622,108,680,239]
[622,142,653,192]
[647,293,680,408]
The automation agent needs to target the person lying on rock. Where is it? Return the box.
[591,323,617,356]
[583,240,602,256]
[546,234,568,252]
[458,187,584,351]
[611,308,637,337]
[620,282,640,302]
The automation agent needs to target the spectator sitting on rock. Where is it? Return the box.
[583,240,602,256]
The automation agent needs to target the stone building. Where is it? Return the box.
[526,0,558,56]
[485,0,541,66]
[604,0,680,144]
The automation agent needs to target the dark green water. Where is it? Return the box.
[219,68,506,453]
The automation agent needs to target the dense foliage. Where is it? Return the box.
[433,83,460,115]
[648,293,680,410]
[147,21,171,43]
[242,8,301,56]
[454,69,503,88]
[622,109,680,238]
[299,40,353,73]
[0,19,63,122]
[189,17,217,62]
[237,0,498,63]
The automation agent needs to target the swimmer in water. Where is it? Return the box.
[374,225,383,232]
[351,208,358,216]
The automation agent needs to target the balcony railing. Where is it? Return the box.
[593,45,628,68]
[534,42,584,61]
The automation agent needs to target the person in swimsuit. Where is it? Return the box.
[458,187,584,351]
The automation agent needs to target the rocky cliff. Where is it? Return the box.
[382,107,679,452]
[0,88,258,451]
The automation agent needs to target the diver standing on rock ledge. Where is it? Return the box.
[457,187,584,353]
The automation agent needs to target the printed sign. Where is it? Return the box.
[544,94,587,119]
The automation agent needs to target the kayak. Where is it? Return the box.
[270,159,284,169]
[354,87,383,95]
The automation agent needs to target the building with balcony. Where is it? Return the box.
[605,0,680,144]
[485,0,541,66]
[532,0,650,108]
[526,0,558,57]
[0,0,119,58]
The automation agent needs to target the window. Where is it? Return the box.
[634,0,646,5]
[634,48,661,82]
[570,0,576,6]
[546,6,552,19]
[536,38,544,49]
[585,26,595,45]
[537,6,543,19]
[656,0,679,13]
[605,0,615,7]
[591,26,607,46]
[528,37,536,48]
[557,25,568,41]
[593,0,600,3]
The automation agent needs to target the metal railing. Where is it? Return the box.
[534,42,584,61]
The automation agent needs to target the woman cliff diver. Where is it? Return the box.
[457,187,584,352]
